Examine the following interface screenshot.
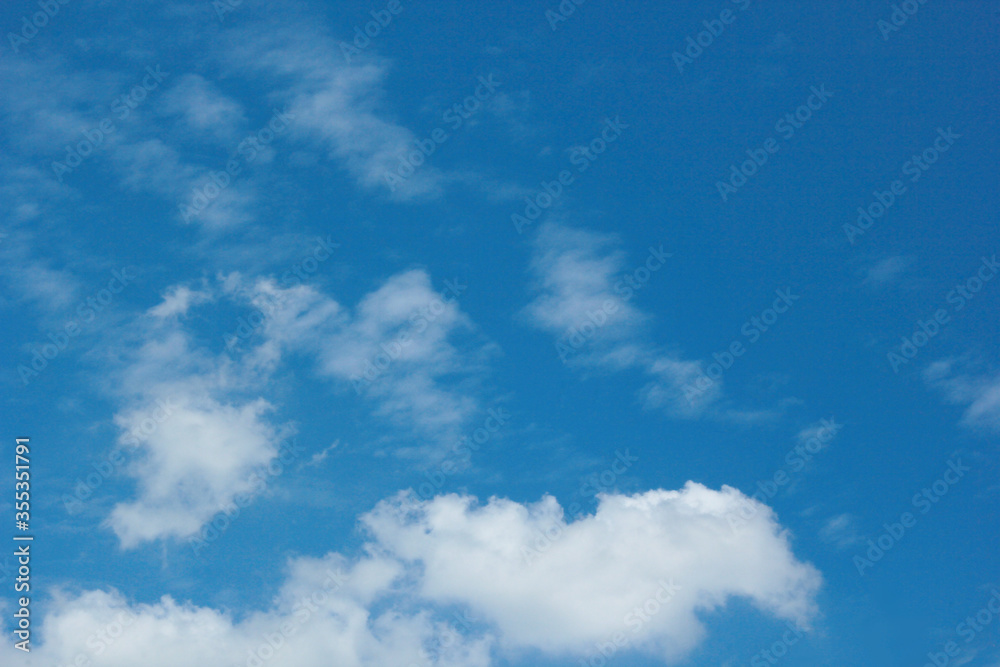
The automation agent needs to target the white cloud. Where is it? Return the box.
[523,222,719,417]
[239,270,487,446]
[862,255,914,288]
[6,484,819,666]
[148,285,214,318]
[108,393,281,548]
[364,483,822,663]
[0,553,491,667]
[219,21,446,200]
[160,73,246,140]
[819,513,862,549]
[925,360,1000,432]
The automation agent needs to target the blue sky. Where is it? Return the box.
[0,0,998,665]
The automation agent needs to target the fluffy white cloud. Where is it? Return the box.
[363,483,822,663]
[108,393,281,548]
[5,484,818,666]
[0,553,491,667]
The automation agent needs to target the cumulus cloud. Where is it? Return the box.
[363,483,822,663]
[104,293,288,548]
[6,484,818,666]
[0,553,491,667]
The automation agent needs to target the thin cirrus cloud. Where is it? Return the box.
[238,269,490,449]
[924,359,1000,433]
[522,221,722,418]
